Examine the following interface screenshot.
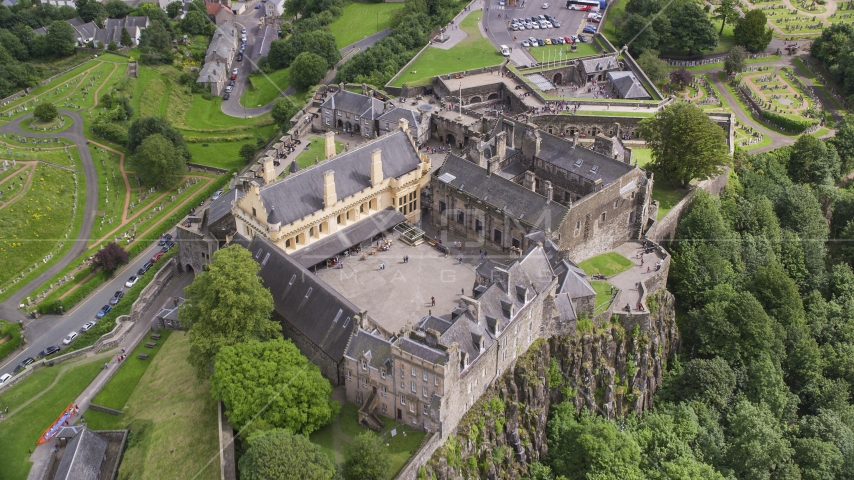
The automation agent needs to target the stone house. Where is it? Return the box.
[34,18,98,45]
[607,71,651,100]
[321,88,387,138]
[94,16,150,47]
[196,22,237,95]
[575,55,621,85]
[231,121,431,263]
[377,106,430,144]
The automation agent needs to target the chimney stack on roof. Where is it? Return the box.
[370,148,383,187]
[324,130,336,160]
[263,158,275,185]
[524,171,536,192]
[545,180,553,204]
[323,170,337,208]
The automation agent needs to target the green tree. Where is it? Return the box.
[793,437,843,480]
[638,102,731,187]
[670,2,718,55]
[788,134,840,186]
[107,40,118,51]
[659,357,736,411]
[775,185,828,285]
[713,0,738,35]
[75,0,107,25]
[45,20,77,57]
[104,0,132,18]
[0,29,29,61]
[239,143,257,163]
[137,20,173,64]
[734,9,773,53]
[180,10,207,36]
[34,102,58,122]
[344,431,392,480]
[723,45,746,76]
[289,52,328,91]
[669,67,693,88]
[619,14,660,58]
[127,116,190,160]
[180,245,281,377]
[92,241,129,273]
[830,114,854,174]
[271,97,300,126]
[99,92,113,109]
[120,26,132,46]
[724,400,799,480]
[129,133,186,188]
[635,50,668,84]
[211,339,338,434]
[166,0,183,18]
[238,429,337,480]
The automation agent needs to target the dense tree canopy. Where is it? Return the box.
[34,103,58,122]
[343,432,391,480]
[724,45,746,76]
[104,0,132,19]
[211,339,338,434]
[238,429,337,480]
[289,52,328,91]
[180,245,281,377]
[129,133,186,188]
[271,97,300,126]
[638,102,731,186]
[127,116,190,159]
[635,50,668,84]
[45,19,77,57]
[92,241,129,273]
[734,9,773,52]
[180,10,207,36]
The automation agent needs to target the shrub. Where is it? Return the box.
[0,321,23,361]
[760,110,819,133]
[34,103,58,122]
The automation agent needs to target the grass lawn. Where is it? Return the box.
[0,164,79,287]
[652,184,689,220]
[241,67,292,108]
[578,252,633,277]
[390,13,502,87]
[90,330,172,410]
[0,359,103,480]
[186,123,278,171]
[108,332,220,480]
[310,403,426,477]
[590,280,614,315]
[566,110,655,117]
[632,148,652,168]
[329,2,406,48]
[601,0,626,45]
[294,136,345,168]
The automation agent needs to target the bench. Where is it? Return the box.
[145,342,156,348]
[150,334,161,340]
[138,353,149,360]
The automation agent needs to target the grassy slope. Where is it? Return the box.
[240,67,291,107]
[0,360,103,480]
[632,148,652,168]
[90,330,173,410]
[653,184,688,220]
[294,136,345,168]
[590,280,614,315]
[329,2,406,48]
[390,13,502,87]
[113,333,219,480]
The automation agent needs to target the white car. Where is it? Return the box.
[522,40,531,47]
[125,275,138,288]
[542,2,550,7]
[81,321,96,332]
[0,373,11,385]
[232,68,239,76]
[62,332,78,345]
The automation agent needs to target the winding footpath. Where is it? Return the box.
[0,110,98,323]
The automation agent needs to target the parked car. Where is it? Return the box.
[157,234,171,246]
[564,35,574,43]
[96,305,112,319]
[225,85,233,93]
[165,240,175,250]
[62,332,78,345]
[137,261,153,276]
[109,291,125,306]
[229,80,235,87]
[232,68,239,75]
[37,345,61,359]
[528,36,537,45]
[237,52,243,61]
[522,40,531,47]
[578,33,589,42]
[542,3,549,7]
[125,275,138,287]
[254,3,260,8]
[13,357,34,373]
[537,38,545,46]
[583,25,596,34]
[544,38,552,45]
[551,20,560,27]
[151,252,165,263]
[0,373,11,385]
[212,190,223,200]
[241,27,247,33]
[81,321,96,332]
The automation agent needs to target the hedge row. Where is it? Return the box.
[184,134,254,143]
[0,320,23,361]
[64,248,178,353]
[37,170,234,314]
[760,110,819,133]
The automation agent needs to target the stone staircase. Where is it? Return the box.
[358,390,384,432]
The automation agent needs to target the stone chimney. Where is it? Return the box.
[545,180,553,203]
[370,149,383,187]
[492,267,511,293]
[614,122,621,138]
[534,130,541,157]
[523,171,536,192]
[473,140,488,170]
[362,83,368,96]
[323,170,336,208]
[324,131,336,160]
[495,131,507,160]
[263,158,275,184]
[460,296,481,324]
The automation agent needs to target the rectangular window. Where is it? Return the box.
[409,402,415,413]
[362,377,367,386]
[285,238,291,248]
[494,229,502,244]
[423,404,430,415]
[434,377,439,386]
[423,372,428,382]
[381,369,386,378]
[601,212,606,222]
[382,385,387,396]
[401,366,405,379]
[400,395,406,406]
[468,383,472,393]
[423,386,428,397]
[337,215,342,224]
[457,211,465,224]
[382,403,387,413]
[309,227,314,237]
[252,207,257,217]
[347,370,351,379]
[325,119,330,126]
[576,221,581,229]
[412,367,416,377]
[411,382,416,393]
[361,361,367,370]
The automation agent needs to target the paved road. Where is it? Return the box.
[221,12,392,118]
[0,111,97,324]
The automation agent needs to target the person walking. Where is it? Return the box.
[431,296,436,306]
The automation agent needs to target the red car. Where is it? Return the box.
[150,251,165,263]
[230,73,237,80]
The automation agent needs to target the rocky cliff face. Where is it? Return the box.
[418,291,679,480]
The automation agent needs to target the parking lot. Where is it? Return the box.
[482,0,600,67]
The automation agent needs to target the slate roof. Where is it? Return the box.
[397,337,448,365]
[72,22,98,42]
[249,236,359,362]
[554,259,596,299]
[535,131,635,187]
[289,208,406,268]
[208,188,244,225]
[258,130,421,227]
[580,55,619,75]
[345,328,392,369]
[227,232,251,248]
[56,425,84,439]
[321,90,386,120]
[378,107,422,137]
[54,428,107,480]
[554,293,577,321]
[436,154,569,232]
[124,16,149,29]
[197,61,225,83]
[607,71,651,99]
[206,26,236,63]
[94,27,120,45]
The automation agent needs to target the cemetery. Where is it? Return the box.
[737,67,824,132]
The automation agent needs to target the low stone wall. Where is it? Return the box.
[394,432,440,480]
[187,163,230,175]
[645,169,729,245]
[89,403,123,415]
[219,401,237,480]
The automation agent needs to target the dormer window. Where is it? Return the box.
[381,368,386,378]
[361,360,367,370]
